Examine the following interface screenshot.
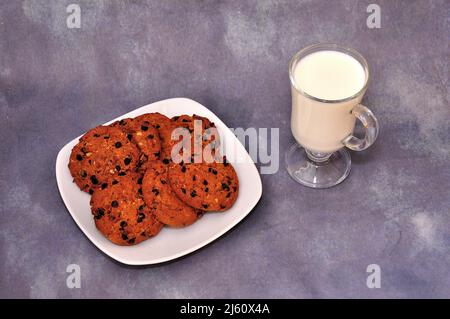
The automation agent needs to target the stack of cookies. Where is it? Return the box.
[68,113,239,246]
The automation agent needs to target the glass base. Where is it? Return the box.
[285,143,351,189]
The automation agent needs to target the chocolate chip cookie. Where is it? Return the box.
[142,161,202,227]
[167,156,239,211]
[90,172,163,245]
[68,126,140,194]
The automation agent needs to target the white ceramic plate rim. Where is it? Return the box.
[55,98,262,265]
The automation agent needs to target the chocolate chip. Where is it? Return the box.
[94,208,105,219]
[202,204,209,209]
[212,169,218,175]
[222,182,230,190]
[208,167,212,173]
[111,200,119,208]
[181,166,186,173]
[128,238,135,244]
[124,157,131,165]
[90,175,99,184]
[112,179,118,185]
[172,116,180,121]
[220,204,226,209]
[151,188,160,196]
[103,134,110,139]
[88,189,94,195]
[127,134,133,141]
[119,119,126,125]
[76,154,83,161]
[192,175,196,181]
[80,170,87,178]
[118,172,126,176]
[120,221,127,228]
[155,124,160,129]
[190,190,197,197]
[147,134,154,139]
[138,205,144,211]
[115,165,121,172]
[137,177,143,185]
[204,187,209,193]
[94,133,100,137]
[141,125,148,131]
[182,119,189,123]
[181,188,186,194]
[101,183,108,190]
[203,180,208,185]
[226,192,231,198]
[115,142,122,148]
[162,158,170,164]
[122,233,128,240]
[160,179,166,184]
[153,152,160,157]
[138,188,143,195]
[137,213,145,223]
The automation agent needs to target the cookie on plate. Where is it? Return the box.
[142,161,202,227]
[161,114,220,164]
[167,156,239,212]
[90,172,163,245]
[68,126,140,194]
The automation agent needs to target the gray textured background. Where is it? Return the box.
[1,0,449,298]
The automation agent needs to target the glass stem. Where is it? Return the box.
[305,149,332,163]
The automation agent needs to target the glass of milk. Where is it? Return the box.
[286,43,379,188]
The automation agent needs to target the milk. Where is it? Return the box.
[291,50,367,153]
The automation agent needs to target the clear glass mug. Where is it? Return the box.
[285,43,379,188]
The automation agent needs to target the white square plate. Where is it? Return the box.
[56,98,262,265]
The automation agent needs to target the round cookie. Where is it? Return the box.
[142,161,202,227]
[90,172,163,245]
[167,156,239,211]
[161,114,220,164]
[68,126,140,194]
[110,117,161,166]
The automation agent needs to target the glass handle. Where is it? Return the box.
[343,104,379,151]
